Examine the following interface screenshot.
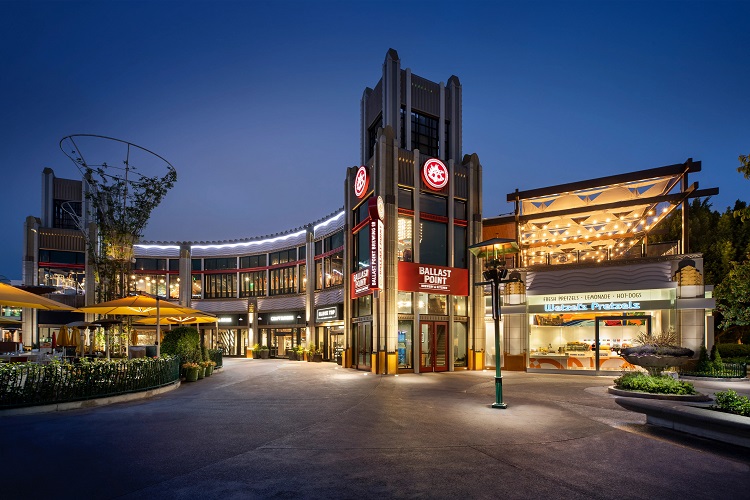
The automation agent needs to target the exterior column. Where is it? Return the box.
[412,148,421,373]
[305,224,315,347]
[179,243,192,307]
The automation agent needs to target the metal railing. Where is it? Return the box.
[0,356,180,409]
[679,363,748,378]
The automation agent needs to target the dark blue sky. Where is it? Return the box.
[2,0,749,280]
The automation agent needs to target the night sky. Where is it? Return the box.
[1,0,748,281]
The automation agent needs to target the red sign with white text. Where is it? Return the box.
[351,268,372,299]
[354,165,369,198]
[422,158,449,191]
[398,261,468,296]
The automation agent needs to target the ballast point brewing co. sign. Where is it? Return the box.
[422,158,449,191]
[398,262,469,296]
[354,165,369,198]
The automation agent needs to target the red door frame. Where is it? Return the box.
[419,321,449,373]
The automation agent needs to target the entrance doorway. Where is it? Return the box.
[420,321,448,372]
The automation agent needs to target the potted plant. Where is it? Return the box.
[260,345,270,359]
[202,360,216,376]
[295,345,305,361]
[620,330,694,376]
[182,362,200,382]
[196,362,206,379]
[309,345,323,362]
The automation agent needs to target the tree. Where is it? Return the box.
[714,259,750,343]
[735,154,750,222]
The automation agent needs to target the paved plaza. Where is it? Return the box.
[1,359,749,499]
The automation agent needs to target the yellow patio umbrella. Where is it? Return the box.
[57,325,70,346]
[77,294,205,357]
[133,313,218,326]
[76,295,204,316]
[0,282,75,310]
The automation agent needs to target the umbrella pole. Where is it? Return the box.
[156,297,161,358]
[106,327,110,360]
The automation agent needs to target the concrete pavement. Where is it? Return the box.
[1,358,748,499]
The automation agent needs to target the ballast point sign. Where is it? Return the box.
[354,165,369,198]
[422,158,449,191]
[398,261,469,296]
[351,268,372,298]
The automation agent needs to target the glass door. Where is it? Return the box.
[354,323,372,371]
[420,321,448,373]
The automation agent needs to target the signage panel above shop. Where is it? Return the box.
[398,262,469,296]
[354,165,369,199]
[422,158,449,191]
[527,288,675,314]
[368,196,384,291]
[351,268,372,299]
[315,306,340,322]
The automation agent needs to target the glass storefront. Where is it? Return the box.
[453,321,468,368]
[353,322,372,370]
[397,320,413,370]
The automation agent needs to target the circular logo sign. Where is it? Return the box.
[377,196,385,221]
[422,159,449,190]
[354,165,369,199]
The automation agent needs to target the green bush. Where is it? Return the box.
[621,345,694,357]
[713,390,750,417]
[614,372,697,395]
[161,326,202,364]
[716,343,750,361]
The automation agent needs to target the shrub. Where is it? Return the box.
[696,345,712,372]
[161,326,202,364]
[716,343,750,360]
[621,345,694,357]
[713,390,750,417]
[614,372,697,395]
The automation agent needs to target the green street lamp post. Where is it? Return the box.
[469,238,520,409]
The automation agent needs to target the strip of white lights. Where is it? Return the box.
[134,211,345,251]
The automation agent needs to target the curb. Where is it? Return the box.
[607,386,711,402]
[615,396,750,449]
[0,381,181,416]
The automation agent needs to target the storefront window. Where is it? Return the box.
[134,258,167,271]
[397,320,413,369]
[453,321,468,367]
[398,216,413,262]
[168,276,180,300]
[416,293,447,315]
[453,296,467,316]
[398,188,413,210]
[204,273,237,299]
[131,273,167,298]
[269,266,297,295]
[419,220,447,266]
[397,292,413,314]
[528,313,649,371]
[354,322,372,370]
[315,260,323,290]
[191,274,202,299]
[454,225,467,268]
[204,258,237,270]
[299,264,306,292]
[240,271,266,297]
[352,295,372,317]
[240,255,266,268]
[38,267,85,295]
[324,251,343,287]
[353,225,371,271]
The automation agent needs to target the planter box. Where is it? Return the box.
[616,397,750,449]
[260,350,269,359]
[621,354,692,370]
